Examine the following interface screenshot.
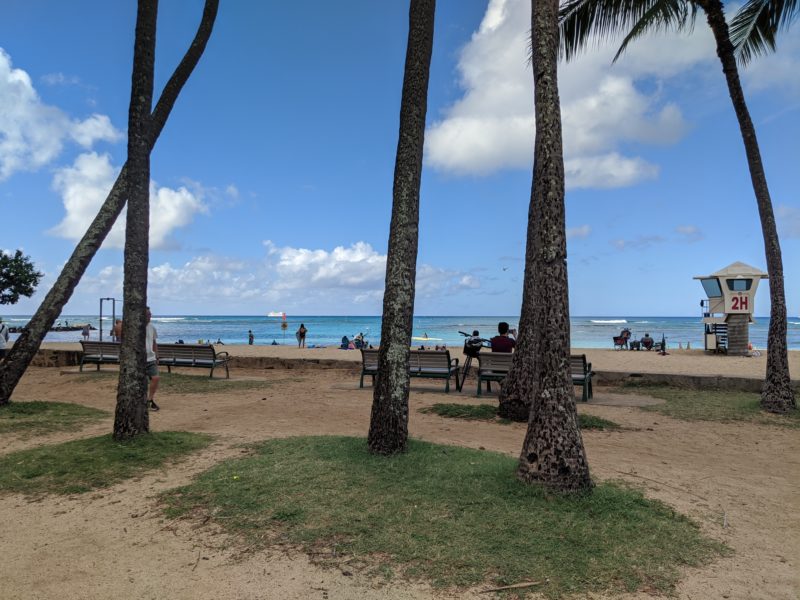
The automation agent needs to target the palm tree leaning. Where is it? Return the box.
[0,0,218,408]
[514,0,594,493]
[367,0,436,455]
[558,0,797,413]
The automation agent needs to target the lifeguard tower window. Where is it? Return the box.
[726,278,752,291]
[701,278,723,298]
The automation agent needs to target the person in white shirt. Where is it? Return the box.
[0,318,9,361]
[145,307,160,411]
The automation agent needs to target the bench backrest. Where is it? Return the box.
[409,349,452,371]
[478,352,513,372]
[80,340,120,357]
[157,343,217,361]
[361,348,380,370]
[570,354,589,376]
[361,348,454,372]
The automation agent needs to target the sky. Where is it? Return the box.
[1,0,798,317]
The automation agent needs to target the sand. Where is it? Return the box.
[1,347,798,599]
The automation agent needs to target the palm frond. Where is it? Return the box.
[730,0,800,66]
[559,0,695,63]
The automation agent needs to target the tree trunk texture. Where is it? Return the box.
[367,0,435,455]
[697,0,795,414]
[516,0,593,493]
[0,0,219,407]
[112,0,158,440]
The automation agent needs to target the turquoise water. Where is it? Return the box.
[5,314,800,350]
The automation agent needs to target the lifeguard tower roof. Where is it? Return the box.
[693,261,768,280]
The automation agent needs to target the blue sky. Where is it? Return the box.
[1,0,798,317]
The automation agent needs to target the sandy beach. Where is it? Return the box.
[1,344,798,599]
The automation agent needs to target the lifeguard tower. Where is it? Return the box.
[694,261,767,355]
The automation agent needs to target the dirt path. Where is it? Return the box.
[1,366,798,599]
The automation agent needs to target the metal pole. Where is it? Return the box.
[99,298,104,341]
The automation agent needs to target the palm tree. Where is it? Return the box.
[367,0,436,455]
[515,0,593,492]
[729,0,799,66]
[0,0,218,408]
[558,0,797,413]
[112,0,158,440]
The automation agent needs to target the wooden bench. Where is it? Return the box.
[570,354,594,402]
[475,352,594,401]
[157,343,230,378]
[359,348,460,392]
[80,340,121,371]
[475,352,513,396]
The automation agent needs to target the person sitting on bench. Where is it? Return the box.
[641,332,654,350]
[490,322,516,353]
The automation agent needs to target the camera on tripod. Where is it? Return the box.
[459,330,489,358]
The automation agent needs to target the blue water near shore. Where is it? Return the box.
[5,315,800,350]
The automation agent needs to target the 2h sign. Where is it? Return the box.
[730,294,749,312]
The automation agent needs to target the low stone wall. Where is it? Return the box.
[26,349,800,392]
[30,349,82,368]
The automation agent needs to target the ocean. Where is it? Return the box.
[4,314,800,350]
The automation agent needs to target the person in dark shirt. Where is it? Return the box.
[490,321,516,352]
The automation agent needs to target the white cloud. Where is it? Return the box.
[40,72,81,86]
[424,0,717,188]
[777,204,800,238]
[77,242,481,313]
[567,225,591,239]
[0,48,121,180]
[612,235,667,250]
[225,184,240,199]
[675,224,704,242]
[50,152,208,249]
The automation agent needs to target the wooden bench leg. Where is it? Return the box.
[225,363,229,379]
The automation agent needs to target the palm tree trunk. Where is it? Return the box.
[113,0,158,440]
[498,227,537,422]
[516,0,593,493]
[0,0,218,407]
[697,0,795,413]
[367,0,435,455]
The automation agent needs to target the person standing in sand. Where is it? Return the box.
[248,330,254,345]
[145,307,160,411]
[113,319,123,342]
[81,323,91,341]
[296,323,307,348]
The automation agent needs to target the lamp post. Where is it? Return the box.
[99,297,118,341]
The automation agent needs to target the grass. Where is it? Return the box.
[0,401,107,436]
[0,431,212,496]
[421,403,620,430]
[618,384,800,428]
[163,436,723,597]
[85,371,285,395]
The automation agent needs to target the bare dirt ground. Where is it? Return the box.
[1,364,798,600]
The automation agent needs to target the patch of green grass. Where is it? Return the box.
[0,401,107,436]
[619,385,800,428]
[0,431,212,496]
[164,436,723,597]
[422,403,619,430]
[86,371,281,395]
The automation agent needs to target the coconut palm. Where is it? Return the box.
[112,0,159,440]
[367,0,436,455]
[0,0,218,408]
[558,0,797,413]
[729,0,799,66]
[514,0,593,492]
